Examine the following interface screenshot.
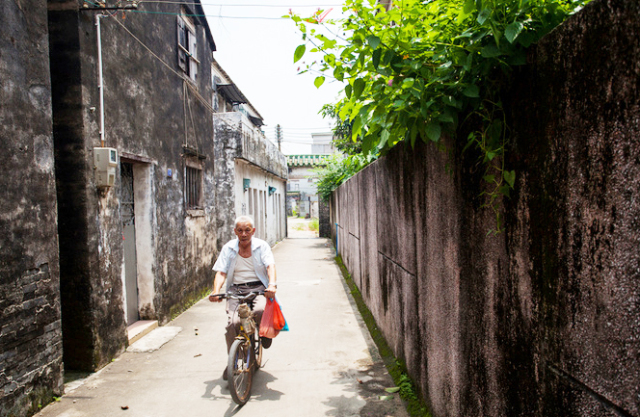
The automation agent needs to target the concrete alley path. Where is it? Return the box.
[37,238,408,417]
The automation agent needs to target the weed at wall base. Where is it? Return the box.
[335,255,431,417]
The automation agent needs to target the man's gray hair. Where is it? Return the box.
[234,215,255,228]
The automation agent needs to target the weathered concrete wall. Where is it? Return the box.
[0,0,63,415]
[331,1,640,416]
[214,113,287,248]
[48,0,217,370]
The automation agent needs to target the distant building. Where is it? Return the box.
[311,132,335,154]
[286,154,330,218]
[212,60,287,247]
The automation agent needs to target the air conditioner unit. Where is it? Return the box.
[94,147,118,187]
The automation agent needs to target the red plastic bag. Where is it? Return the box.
[260,298,286,338]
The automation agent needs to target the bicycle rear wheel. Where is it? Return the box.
[227,339,253,405]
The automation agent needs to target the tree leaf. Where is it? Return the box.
[477,8,491,25]
[463,84,480,98]
[314,76,325,88]
[463,0,475,14]
[505,22,524,44]
[503,170,516,188]
[372,49,382,69]
[383,50,395,66]
[426,122,441,142]
[402,78,415,89]
[481,43,501,58]
[367,35,381,50]
[379,129,390,148]
[345,84,352,99]
[362,134,374,155]
[351,115,363,138]
[353,78,366,100]
[385,387,401,393]
[294,44,306,63]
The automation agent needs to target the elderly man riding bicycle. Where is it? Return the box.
[209,215,278,378]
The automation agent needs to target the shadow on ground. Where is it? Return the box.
[323,363,409,417]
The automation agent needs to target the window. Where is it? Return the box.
[185,165,202,209]
[211,74,221,112]
[177,11,198,82]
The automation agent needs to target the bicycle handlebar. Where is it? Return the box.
[210,290,264,302]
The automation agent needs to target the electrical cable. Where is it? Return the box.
[86,0,339,141]
[84,0,347,22]
[106,12,218,115]
[138,1,343,7]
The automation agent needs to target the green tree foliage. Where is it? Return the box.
[288,0,589,230]
[321,104,362,155]
[314,153,375,201]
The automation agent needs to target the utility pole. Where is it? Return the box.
[276,124,282,151]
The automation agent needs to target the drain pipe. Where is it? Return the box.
[335,222,339,256]
[96,14,106,147]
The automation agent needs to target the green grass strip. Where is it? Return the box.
[335,255,431,417]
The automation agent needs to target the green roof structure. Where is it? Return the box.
[286,154,330,167]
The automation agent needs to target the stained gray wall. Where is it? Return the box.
[0,0,63,415]
[331,0,639,416]
[48,0,217,371]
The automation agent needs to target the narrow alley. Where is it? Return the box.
[36,232,408,417]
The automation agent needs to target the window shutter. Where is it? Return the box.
[189,29,197,61]
[177,16,187,71]
[189,28,197,80]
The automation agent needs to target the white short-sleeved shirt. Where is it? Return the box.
[212,237,275,290]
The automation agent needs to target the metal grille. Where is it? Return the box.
[120,163,135,226]
[186,166,202,209]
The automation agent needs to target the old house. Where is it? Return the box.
[1,1,63,415]
[212,60,287,247]
[47,0,221,373]
[3,0,286,414]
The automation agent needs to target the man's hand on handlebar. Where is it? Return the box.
[209,292,224,303]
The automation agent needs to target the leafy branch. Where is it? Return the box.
[287,0,590,232]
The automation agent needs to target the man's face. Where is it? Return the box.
[234,221,255,242]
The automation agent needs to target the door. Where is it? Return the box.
[120,162,139,324]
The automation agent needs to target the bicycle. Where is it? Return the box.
[212,290,264,405]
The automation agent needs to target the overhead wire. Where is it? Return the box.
[85,0,340,138]
[104,10,218,115]
[84,0,347,22]
[138,1,343,7]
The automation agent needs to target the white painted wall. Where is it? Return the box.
[234,160,286,246]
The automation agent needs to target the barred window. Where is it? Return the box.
[186,166,202,209]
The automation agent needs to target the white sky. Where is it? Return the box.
[201,1,347,155]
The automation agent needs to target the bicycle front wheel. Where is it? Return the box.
[227,339,253,405]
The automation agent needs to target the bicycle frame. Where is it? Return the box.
[212,290,264,405]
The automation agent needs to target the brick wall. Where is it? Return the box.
[0,0,63,415]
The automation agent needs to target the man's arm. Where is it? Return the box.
[208,271,227,303]
[265,264,277,299]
